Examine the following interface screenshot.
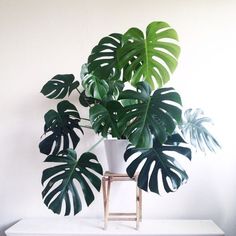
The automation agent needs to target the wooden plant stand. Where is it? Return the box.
[102,171,142,230]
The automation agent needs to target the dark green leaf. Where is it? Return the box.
[81,64,109,100]
[118,82,182,148]
[89,101,124,138]
[106,80,125,100]
[124,134,191,194]
[88,33,122,80]
[41,74,79,99]
[79,90,99,107]
[81,64,124,101]
[42,149,103,215]
[39,101,83,155]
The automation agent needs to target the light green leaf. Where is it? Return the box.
[180,108,221,153]
[118,21,180,89]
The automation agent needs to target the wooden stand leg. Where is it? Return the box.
[102,172,143,230]
[102,177,107,230]
[139,187,142,222]
[103,177,111,230]
[106,178,111,228]
[136,185,140,230]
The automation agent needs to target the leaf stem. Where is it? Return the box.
[87,137,104,153]
[76,88,82,95]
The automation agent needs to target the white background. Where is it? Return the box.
[0,0,235,235]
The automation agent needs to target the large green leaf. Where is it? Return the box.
[42,149,103,215]
[87,33,122,80]
[118,82,182,148]
[124,134,191,194]
[39,101,83,155]
[180,108,221,153]
[41,74,79,99]
[118,21,180,89]
[89,101,124,138]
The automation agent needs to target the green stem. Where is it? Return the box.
[87,137,104,153]
[76,88,82,95]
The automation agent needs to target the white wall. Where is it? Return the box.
[0,0,235,235]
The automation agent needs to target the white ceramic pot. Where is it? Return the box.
[104,139,129,174]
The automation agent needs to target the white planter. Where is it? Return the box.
[104,139,129,174]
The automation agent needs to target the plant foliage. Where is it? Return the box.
[118,21,180,89]
[41,74,79,99]
[81,64,109,100]
[89,101,124,138]
[39,20,220,216]
[39,100,83,155]
[118,82,182,148]
[124,134,191,193]
[87,33,122,81]
[42,149,103,215]
[180,108,221,153]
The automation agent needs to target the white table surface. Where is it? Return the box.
[5,218,224,236]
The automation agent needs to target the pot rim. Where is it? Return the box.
[104,138,129,142]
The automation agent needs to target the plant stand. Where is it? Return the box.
[102,171,142,230]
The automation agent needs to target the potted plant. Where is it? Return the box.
[39,21,220,215]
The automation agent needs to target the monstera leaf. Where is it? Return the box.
[180,108,221,153]
[87,33,122,80]
[118,82,182,148]
[124,134,192,194]
[89,101,124,138]
[106,80,124,100]
[81,64,109,100]
[41,74,79,99]
[42,149,103,215]
[39,101,83,155]
[81,64,124,101]
[118,21,180,89]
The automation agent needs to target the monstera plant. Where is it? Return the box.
[39,21,220,215]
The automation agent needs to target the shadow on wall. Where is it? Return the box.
[0,220,19,236]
